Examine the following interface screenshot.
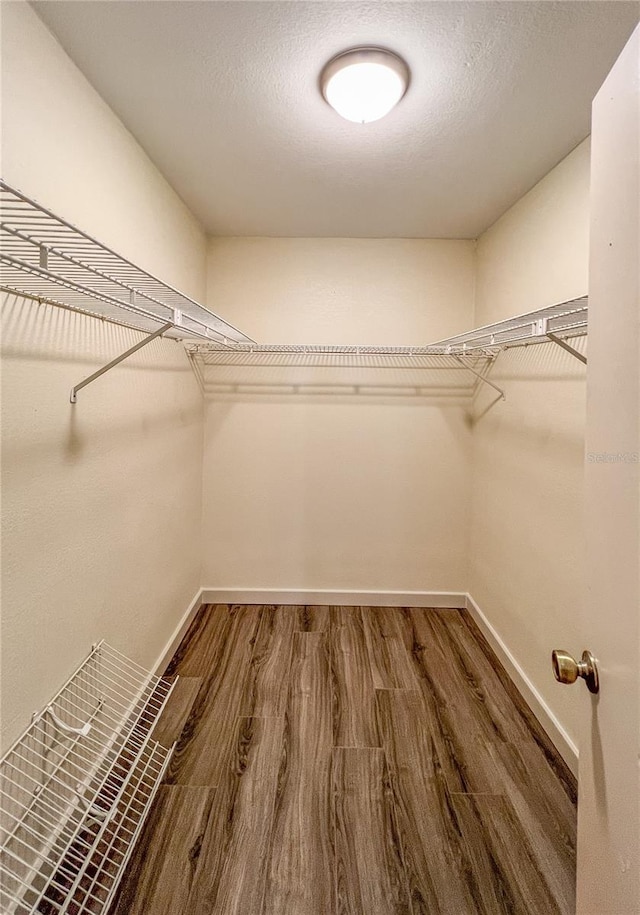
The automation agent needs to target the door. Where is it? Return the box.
[577,25,639,915]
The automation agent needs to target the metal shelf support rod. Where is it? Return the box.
[70,321,173,403]
[546,331,588,365]
[453,355,506,400]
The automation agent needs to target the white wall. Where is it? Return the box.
[1,2,206,750]
[474,140,590,326]
[207,238,475,344]
[203,238,475,592]
[470,139,590,765]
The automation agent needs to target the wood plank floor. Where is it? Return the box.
[110,605,576,915]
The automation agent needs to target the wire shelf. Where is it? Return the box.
[0,642,176,915]
[187,343,460,357]
[0,179,587,385]
[185,298,587,402]
[429,296,588,353]
[0,180,254,346]
[186,297,588,362]
[189,349,481,366]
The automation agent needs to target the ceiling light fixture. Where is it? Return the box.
[320,47,410,124]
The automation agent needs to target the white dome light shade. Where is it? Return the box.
[321,48,409,124]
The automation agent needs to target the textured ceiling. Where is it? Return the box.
[32,1,639,238]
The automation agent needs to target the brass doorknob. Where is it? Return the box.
[552,649,599,694]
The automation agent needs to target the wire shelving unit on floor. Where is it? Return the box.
[0,642,176,915]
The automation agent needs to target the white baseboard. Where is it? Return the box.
[465,593,578,776]
[200,588,467,608]
[153,587,204,676]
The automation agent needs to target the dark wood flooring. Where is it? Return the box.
[110,605,577,915]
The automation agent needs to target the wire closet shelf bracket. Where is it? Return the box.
[0,642,177,915]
